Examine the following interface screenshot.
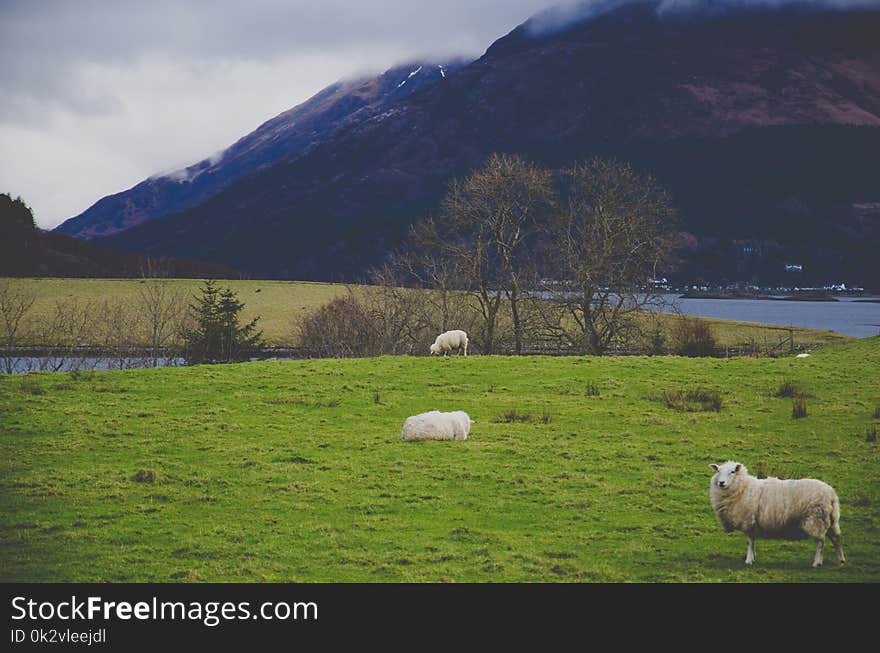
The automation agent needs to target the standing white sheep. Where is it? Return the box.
[709,461,845,567]
[430,330,468,356]
[401,410,474,441]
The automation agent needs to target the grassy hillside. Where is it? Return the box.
[1,337,878,582]
[1,277,852,348]
[4,278,347,346]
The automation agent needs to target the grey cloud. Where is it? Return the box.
[0,0,553,123]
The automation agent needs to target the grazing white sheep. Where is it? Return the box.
[709,461,845,567]
[795,353,811,359]
[401,410,474,441]
[430,329,468,356]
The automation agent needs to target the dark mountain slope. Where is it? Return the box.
[100,2,880,283]
[55,60,465,239]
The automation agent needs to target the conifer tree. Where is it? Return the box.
[183,280,263,364]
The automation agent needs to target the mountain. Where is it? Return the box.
[73,1,880,285]
[55,60,466,239]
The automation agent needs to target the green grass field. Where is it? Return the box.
[1,277,852,348]
[2,337,878,582]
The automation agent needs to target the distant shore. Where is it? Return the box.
[680,291,838,302]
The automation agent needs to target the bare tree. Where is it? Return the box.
[360,265,432,355]
[0,280,36,373]
[97,298,142,369]
[28,298,98,372]
[418,153,554,354]
[541,158,677,355]
[388,239,478,341]
[136,263,187,366]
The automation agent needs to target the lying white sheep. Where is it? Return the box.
[709,461,845,567]
[401,410,474,441]
[795,353,811,359]
[430,329,468,356]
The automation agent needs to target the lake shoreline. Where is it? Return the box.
[680,292,838,302]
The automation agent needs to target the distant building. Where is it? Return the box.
[649,277,669,290]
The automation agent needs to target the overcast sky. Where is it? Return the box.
[0,0,560,228]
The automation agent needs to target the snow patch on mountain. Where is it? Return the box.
[397,65,424,88]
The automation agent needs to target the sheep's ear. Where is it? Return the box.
[734,463,742,473]
[709,464,720,472]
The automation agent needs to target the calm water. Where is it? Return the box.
[657,295,880,339]
[3,356,184,375]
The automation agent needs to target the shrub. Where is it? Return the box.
[774,380,810,399]
[132,469,156,483]
[673,317,716,357]
[297,286,436,358]
[298,295,383,358]
[660,387,723,412]
[648,327,666,355]
[495,408,533,423]
[792,398,808,419]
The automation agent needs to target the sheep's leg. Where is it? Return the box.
[812,538,824,567]
[463,343,467,356]
[828,529,845,565]
[745,535,756,565]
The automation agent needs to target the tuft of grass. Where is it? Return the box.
[18,379,46,395]
[584,382,600,397]
[873,406,880,420]
[867,425,878,443]
[792,398,808,419]
[494,408,533,423]
[373,389,381,404]
[540,410,553,425]
[773,380,811,399]
[131,469,156,483]
[659,387,722,412]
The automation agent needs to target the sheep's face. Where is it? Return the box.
[710,461,744,490]
[430,343,441,355]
